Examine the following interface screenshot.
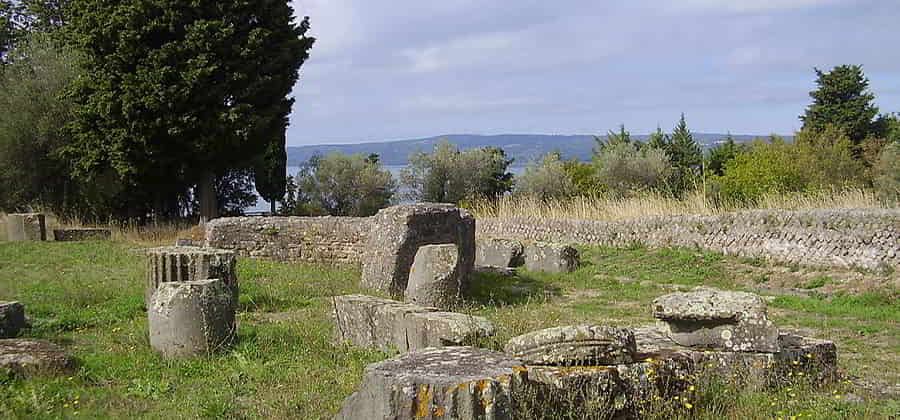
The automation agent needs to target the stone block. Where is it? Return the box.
[0,301,26,338]
[53,228,111,242]
[652,287,779,352]
[5,213,46,241]
[406,244,464,309]
[361,204,475,299]
[335,346,525,420]
[475,238,524,268]
[774,332,838,384]
[148,279,236,358]
[523,242,579,273]
[505,325,636,366]
[0,339,75,377]
[332,294,494,353]
[145,246,237,307]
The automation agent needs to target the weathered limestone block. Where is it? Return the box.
[505,325,636,366]
[0,339,75,377]
[652,287,779,352]
[523,242,579,273]
[5,213,46,241]
[0,301,26,338]
[332,295,494,353]
[407,244,465,309]
[774,332,838,384]
[475,238,524,268]
[145,246,237,307]
[53,228,111,242]
[335,347,525,420]
[148,279,236,358]
[361,204,475,299]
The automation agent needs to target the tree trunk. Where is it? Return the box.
[198,172,218,225]
[270,199,276,215]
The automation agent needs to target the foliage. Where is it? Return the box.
[563,159,604,196]
[401,141,514,203]
[253,132,287,213]
[800,65,879,145]
[290,152,396,216]
[646,125,669,151]
[594,142,673,195]
[793,126,867,189]
[705,133,746,177]
[63,0,314,221]
[594,124,640,154]
[873,142,900,204]
[515,152,578,200]
[667,114,702,193]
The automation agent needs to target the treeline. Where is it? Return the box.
[280,65,899,217]
[0,0,313,222]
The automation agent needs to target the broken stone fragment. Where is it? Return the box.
[406,244,465,309]
[652,287,779,352]
[332,294,494,353]
[148,279,236,358]
[335,346,525,420]
[0,339,75,377]
[475,238,525,268]
[0,301,26,338]
[523,242,579,273]
[504,325,636,366]
[145,246,238,307]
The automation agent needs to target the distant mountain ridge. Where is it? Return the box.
[286,133,774,166]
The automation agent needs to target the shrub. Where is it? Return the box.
[290,153,396,216]
[401,141,514,203]
[794,126,867,189]
[515,153,578,200]
[873,142,900,204]
[594,142,673,195]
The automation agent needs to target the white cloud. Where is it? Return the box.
[671,0,843,13]
[401,31,521,73]
[291,0,360,58]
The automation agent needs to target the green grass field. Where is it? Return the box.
[0,241,897,419]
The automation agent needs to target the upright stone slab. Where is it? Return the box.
[652,287,779,352]
[332,295,495,353]
[5,213,46,241]
[361,204,475,299]
[0,339,75,377]
[406,244,465,309]
[0,301,26,338]
[145,246,237,307]
[475,238,524,268]
[523,242,579,273]
[148,279,236,358]
[52,228,111,242]
[505,325,636,366]
[335,347,525,420]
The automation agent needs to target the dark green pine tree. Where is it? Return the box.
[646,125,669,151]
[706,133,743,177]
[594,124,632,155]
[800,65,879,145]
[668,113,702,193]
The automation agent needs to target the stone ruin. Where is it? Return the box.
[476,237,580,274]
[145,246,238,307]
[5,213,46,241]
[148,279,237,358]
[335,287,838,419]
[0,301,76,378]
[0,301,26,339]
[53,228,112,242]
[407,244,466,309]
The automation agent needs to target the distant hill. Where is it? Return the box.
[286,133,775,166]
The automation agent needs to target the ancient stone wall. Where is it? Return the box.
[477,209,900,270]
[205,216,371,265]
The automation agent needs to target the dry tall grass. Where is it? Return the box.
[468,187,889,221]
[1,213,198,245]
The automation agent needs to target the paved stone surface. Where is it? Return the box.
[652,287,779,352]
[0,339,75,377]
[475,238,524,268]
[148,279,236,358]
[332,295,494,353]
[145,246,237,307]
[5,213,46,241]
[0,301,26,338]
[361,204,475,299]
[406,244,465,309]
[53,228,111,242]
[523,242,579,273]
[335,346,525,420]
[505,325,636,366]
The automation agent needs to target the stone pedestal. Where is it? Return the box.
[5,213,45,241]
[0,301,26,338]
[145,246,237,307]
[523,243,579,273]
[148,279,236,358]
[336,347,525,420]
[406,244,465,309]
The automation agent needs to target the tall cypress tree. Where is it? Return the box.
[668,113,702,193]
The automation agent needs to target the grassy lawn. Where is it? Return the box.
[0,241,897,419]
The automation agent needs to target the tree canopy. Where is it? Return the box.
[800,65,879,145]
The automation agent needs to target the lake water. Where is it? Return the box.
[248,165,526,213]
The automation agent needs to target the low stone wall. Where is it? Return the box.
[477,209,900,270]
[205,216,370,265]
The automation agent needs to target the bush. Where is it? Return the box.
[289,153,396,216]
[401,141,513,203]
[594,142,672,195]
[515,153,578,200]
[873,142,900,204]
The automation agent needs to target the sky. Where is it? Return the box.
[285,0,900,146]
